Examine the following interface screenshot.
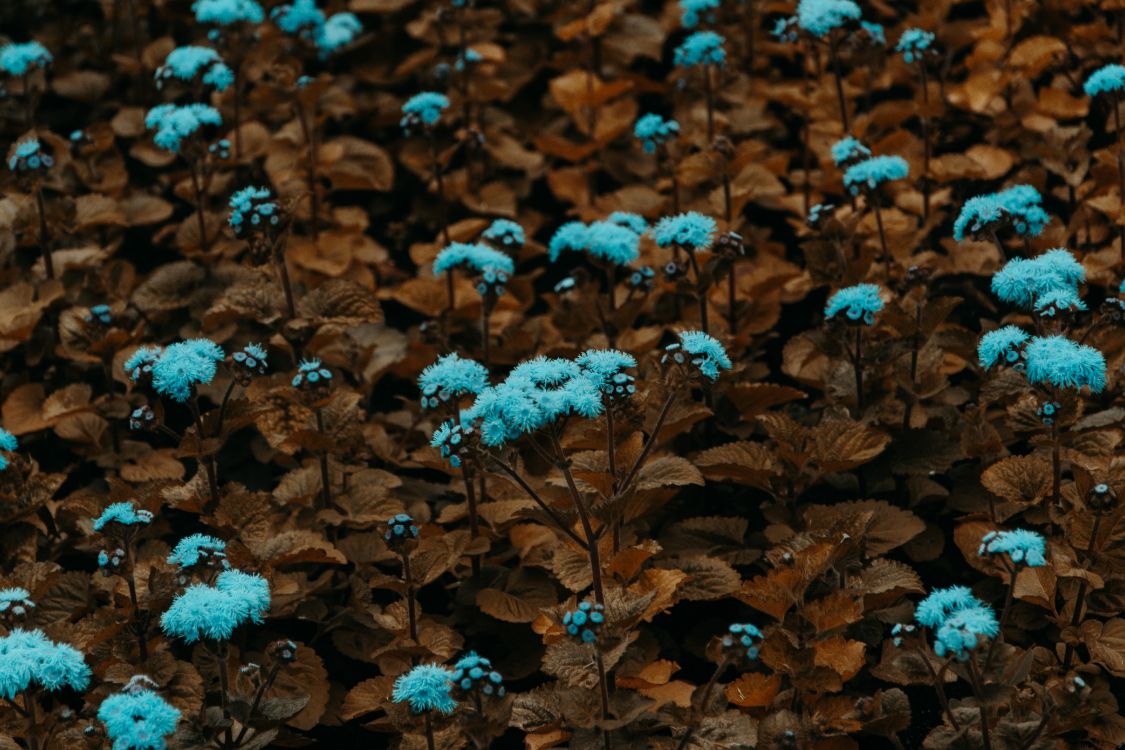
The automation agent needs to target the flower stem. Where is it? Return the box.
[617,391,676,496]
[125,541,149,663]
[188,158,210,253]
[423,711,437,750]
[853,326,864,417]
[232,659,283,748]
[1114,92,1125,265]
[276,240,297,322]
[401,549,419,643]
[727,263,737,337]
[828,33,849,132]
[429,131,451,246]
[314,408,331,509]
[190,394,221,508]
[967,656,992,750]
[872,197,890,279]
[984,565,1016,670]
[703,64,715,143]
[594,648,613,750]
[553,436,607,606]
[34,184,53,280]
[920,63,931,222]
[1062,511,1103,670]
[676,659,726,750]
[486,455,586,547]
[463,464,482,577]
[217,640,234,749]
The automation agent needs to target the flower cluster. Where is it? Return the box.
[144,104,222,153]
[419,353,490,410]
[431,419,474,468]
[674,31,726,67]
[400,91,450,133]
[155,46,234,92]
[953,184,1050,241]
[720,623,762,661]
[229,343,269,384]
[608,212,649,234]
[635,113,680,154]
[979,529,1047,567]
[860,21,885,45]
[167,534,228,570]
[384,513,419,545]
[627,266,656,292]
[679,0,720,28]
[161,569,270,643]
[433,242,515,276]
[1084,63,1125,98]
[914,586,998,661]
[228,186,281,236]
[548,220,641,266]
[98,676,181,750]
[977,325,1029,370]
[807,202,834,226]
[86,304,113,326]
[292,358,333,394]
[450,652,505,698]
[93,502,154,532]
[149,339,226,402]
[562,601,606,643]
[990,249,1084,310]
[576,349,637,402]
[825,283,883,325]
[193,0,264,25]
[662,330,732,380]
[830,136,870,167]
[772,16,798,42]
[652,212,717,251]
[796,0,861,37]
[843,155,909,195]
[8,138,53,174]
[482,218,525,248]
[392,664,457,714]
[125,346,162,384]
[0,41,51,76]
[896,28,934,63]
[0,427,17,472]
[0,628,90,699]
[0,588,34,621]
[272,0,362,57]
[1023,335,1106,393]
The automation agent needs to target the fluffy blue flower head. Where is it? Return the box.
[156,46,234,92]
[680,0,720,28]
[977,326,1029,370]
[830,136,870,167]
[843,155,909,195]
[431,419,472,467]
[125,346,162,382]
[419,353,490,409]
[433,242,515,276]
[576,349,637,399]
[161,570,269,642]
[1084,63,1125,97]
[145,104,222,153]
[665,330,732,380]
[272,0,323,34]
[860,22,885,45]
[98,684,181,750]
[652,212,717,251]
[0,42,51,76]
[228,186,280,233]
[482,219,525,248]
[933,606,999,661]
[607,212,648,234]
[93,502,153,532]
[990,250,1084,310]
[450,652,505,697]
[914,585,984,629]
[584,221,641,266]
[953,185,1049,241]
[1035,286,1086,317]
[674,31,726,67]
[0,426,17,454]
[214,569,270,622]
[979,529,1047,567]
[167,534,227,569]
[401,91,449,133]
[0,628,90,699]
[634,113,680,154]
[0,588,33,618]
[151,339,225,402]
[825,283,883,324]
[896,28,934,63]
[796,0,860,37]
[291,358,332,388]
[721,623,763,660]
[316,13,362,56]
[392,664,457,714]
[1023,336,1106,393]
[548,222,590,261]
[193,0,264,24]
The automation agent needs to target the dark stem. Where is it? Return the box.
[188,158,210,253]
[685,251,710,334]
[232,62,243,160]
[702,64,715,143]
[125,543,149,663]
[217,640,234,749]
[984,565,1016,671]
[24,692,40,750]
[1115,93,1124,265]
[594,648,613,750]
[967,657,992,750]
[727,263,737,337]
[34,185,53,280]
[480,306,491,367]
[231,659,284,748]
[853,326,864,417]
[276,241,297,322]
[676,660,726,750]
[872,197,890,279]
[295,100,320,240]
[920,63,931,222]
[915,650,960,730]
[189,394,221,508]
[423,711,437,750]
[1062,512,1103,670]
[1051,422,1061,505]
[429,131,451,246]
[315,408,332,509]
[552,433,607,606]
[401,550,419,643]
[828,33,850,132]
[486,455,586,546]
[618,390,676,495]
[463,464,482,577]
[214,380,238,438]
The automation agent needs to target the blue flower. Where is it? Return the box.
[401,91,450,133]
[585,221,641,266]
[271,0,324,34]
[124,346,162,382]
[87,305,113,325]
[990,250,1084,309]
[562,601,606,643]
[674,31,726,67]
[144,104,222,153]
[419,353,490,409]
[450,652,505,697]
[664,330,732,380]
[860,21,885,45]
[772,16,798,42]
[228,186,280,233]
[548,222,590,261]
[933,606,999,661]
[721,623,763,660]
[825,283,883,324]
[98,685,181,750]
[93,502,154,532]
[576,349,637,399]
[0,628,90,699]
[167,534,227,569]
[953,185,1049,241]
[316,13,362,56]
[161,570,269,642]
[634,113,680,154]
[151,339,225,402]
[384,513,419,543]
[0,427,17,453]
[392,664,457,714]
[155,46,234,92]
[979,529,1047,567]
[830,136,870,167]
[796,0,861,37]
[291,358,332,388]
[431,419,472,467]
[977,326,1029,369]
[680,0,720,28]
[0,42,51,76]
[914,585,984,629]
[843,155,909,195]
[1035,286,1087,317]
[1084,63,1125,97]
[193,0,264,24]
[1023,336,1106,393]
[652,212,717,251]
[607,212,648,234]
[433,242,515,276]
[896,28,934,63]
[482,219,525,248]
[8,138,53,173]
[231,343,269,375]
[807,202,835,226]
[0,587,32,614]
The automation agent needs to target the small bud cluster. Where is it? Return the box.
[562,601,605,643]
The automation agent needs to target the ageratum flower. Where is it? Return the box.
[8,138,53,173]
[431,419,473,468]
[0,41,51,76]
[585,221,641,266]
[843,155,909,195]
[1023,335,1106,392]
[392,664,457,714]
[419,353,490,409]
[450,652,505,697]
[914,585,984,629]
[576,349,637,401]
[433,242,515,276]
[896,28,934,63]
[679,0,720,28]
[0,427,17,473]
[155,46,234,92]
[228,186,280,234]
[124,346,162,383]
[316,12,362,56]
[1084,63,1125,97]
[193,0,265,25]
[400,91,450,133]
[652,212,717,251]
[291,358,332,389]
[807,203,834,226]
[145,104,222,153]
[796,0,860,37]
[151,339,225,402]
[86,305,113,326]
[98,680,181,750]
[953,185,1049,241]
[634,113,680,154]
[663,330,732,380]
[271,0,323,34]
[562,601,606,643]
[830,136,870,167]
[482,218,525,248]
[772,16,798,42]
[674,31,726,67]
[161,570,269,642]
[167,534,227,569]
[977,325,1029,370]
[979,529,1047,567]
[990,249,1084,309]
[0,588,33,618]
[93,502,154,532]
[0,628,90,699]
[1035,287,1087,317]
[607,212,648,234]
[860,21,885,45]
[721,623,763,660]
[933,606,999,661]
[384,513,419,544]
[825,283,883,324]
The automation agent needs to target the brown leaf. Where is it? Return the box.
[980,455,1052,504]
[725,673,780,708]
[813,637,866,682]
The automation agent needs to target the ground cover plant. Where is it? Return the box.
[2,0,1125,748]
